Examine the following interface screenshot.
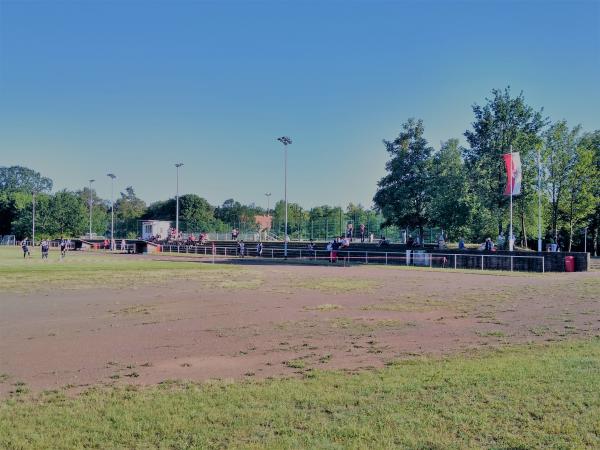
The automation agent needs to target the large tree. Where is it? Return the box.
[373,118,433,241]
[77,187,109,236]
[581,131,600,255]
[542,121,581,241]
[178,194,219,233]
[428,139,472,239]
[0,166,53,193]
[464,87,547,240]
[562,136,599,251]
[115,186,146,221]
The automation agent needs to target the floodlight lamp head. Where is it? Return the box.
[107,173,116,179]
[175,163,184,168]
[89,179,95,183]
[277,136,292,146]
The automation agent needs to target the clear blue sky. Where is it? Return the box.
[1,0,598,209]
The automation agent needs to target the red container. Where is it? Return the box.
[565,256,575,272]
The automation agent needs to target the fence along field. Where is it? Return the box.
[159,243,548,272]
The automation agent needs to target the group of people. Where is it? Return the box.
[345,223,373,243]
[21,238,71,260]
[236,240,264,257]
[326,236,352,263]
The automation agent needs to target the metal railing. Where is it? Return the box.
[158,245,546,272]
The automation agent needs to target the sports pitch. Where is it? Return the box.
[1,247,599,448]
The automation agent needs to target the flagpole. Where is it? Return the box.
[537,146,542,252]
[509,145,514,252]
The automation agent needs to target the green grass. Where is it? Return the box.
[0,247,258,292]
[2,339,598,449]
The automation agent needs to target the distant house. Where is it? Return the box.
[254,215,272,232]
[141,220,171,240]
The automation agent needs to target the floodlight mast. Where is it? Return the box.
[276,136,292,258]
[175,163,184,237]
[89,179,95,238]
[107,173,116,250]
[265,192,272,241]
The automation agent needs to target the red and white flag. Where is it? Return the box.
[503,152,522,196]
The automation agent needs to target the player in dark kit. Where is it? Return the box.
[21,239,30,258]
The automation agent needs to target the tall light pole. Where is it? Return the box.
[175,163,184,237]
[89,179,95,239]
[265,192,271,241]
[32,191,36,246]
[264,192,271,216]
[277,136,292,258]
[107,173,116,250]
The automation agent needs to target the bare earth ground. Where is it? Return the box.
[1,255,598,397]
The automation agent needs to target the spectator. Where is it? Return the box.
[331,239,341,263]
[346,223,354,242]
[238,240,245,257]
[256,242,263,257]
[437,233,446,250]
[497,231,506,249]
[484,237,493,252]
[359,223,366,243]
[458,237,465,250]
[407,235,415,248]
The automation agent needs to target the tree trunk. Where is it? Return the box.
[520,207,527,248]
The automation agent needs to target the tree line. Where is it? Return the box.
[0,167,386,241]
[374,87,599,254]
[1,87,598,253]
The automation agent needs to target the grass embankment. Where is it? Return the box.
[1,340,598,449]
[0,247,257,292]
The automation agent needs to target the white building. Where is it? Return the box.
[141,220,171,240]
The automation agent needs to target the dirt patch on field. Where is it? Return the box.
[1,262,598,396]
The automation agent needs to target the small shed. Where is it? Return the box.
[141,220,171,240]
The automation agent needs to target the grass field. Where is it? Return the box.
[1,340,598,449]
[0,247,261,292]
[1,247,599,448]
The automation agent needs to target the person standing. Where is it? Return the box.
[484,237,493,252]
[121,239,127,252]
[21,239,30,258]
[458,237,465,250]
[359,224,366,243]
[41,239,49,260]
[256,241,263,257]
[238,240,245,258]
[60,238,67,258]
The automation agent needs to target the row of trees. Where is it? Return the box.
[1,88,597,252]
[374,87,599,253]
[0,167,389,241]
